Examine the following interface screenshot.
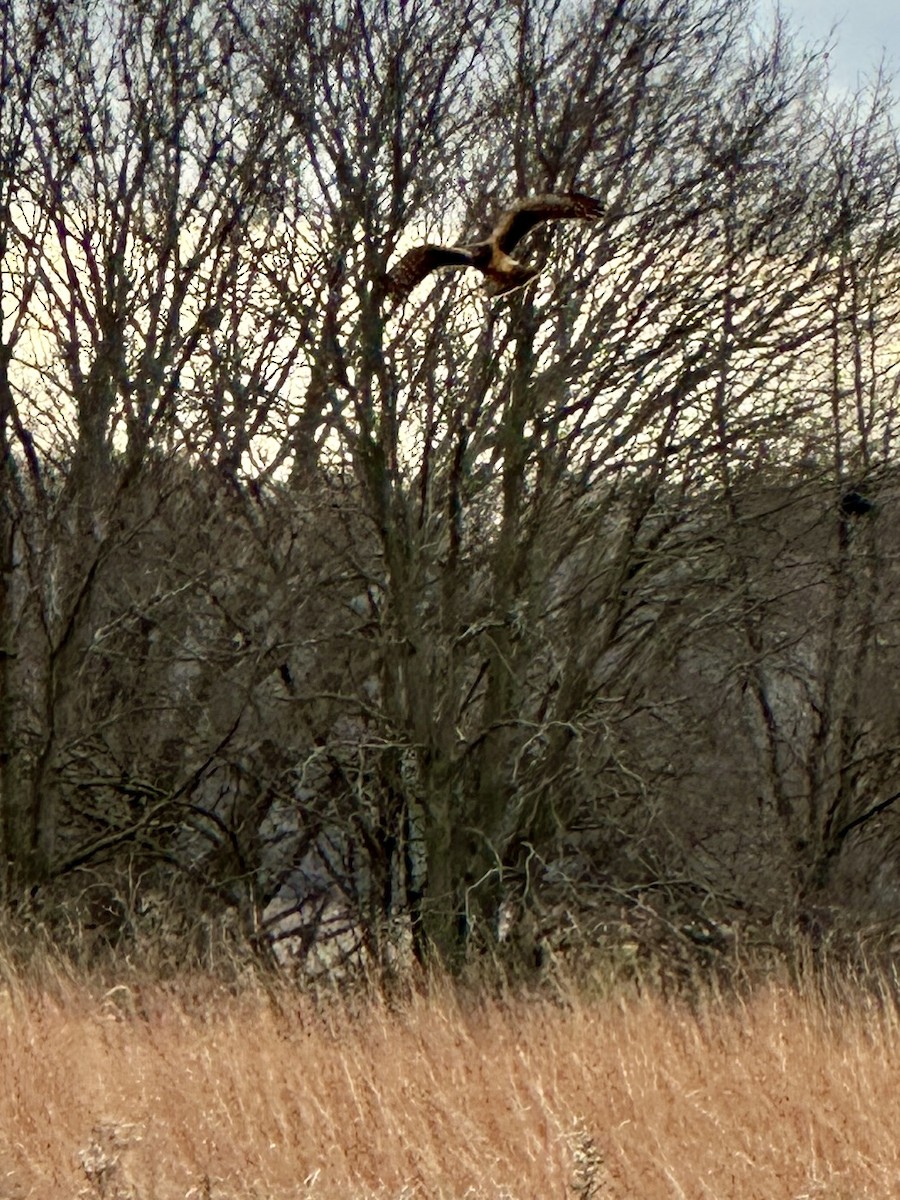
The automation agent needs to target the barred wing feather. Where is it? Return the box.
[385,244,475,299]
[492,192,605,254]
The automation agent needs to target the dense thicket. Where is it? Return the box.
[1,0,899,974]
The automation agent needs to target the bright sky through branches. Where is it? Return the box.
[772,0,899,92]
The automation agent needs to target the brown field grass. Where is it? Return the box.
[1,959,899,1199]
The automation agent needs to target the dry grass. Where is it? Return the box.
[1,962,899,1199]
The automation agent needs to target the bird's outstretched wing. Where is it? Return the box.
[491,192,604,254]
[384,244,475,300]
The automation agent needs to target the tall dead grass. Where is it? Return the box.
[1,958,899,1199]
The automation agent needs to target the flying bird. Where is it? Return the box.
[383,192,604,301]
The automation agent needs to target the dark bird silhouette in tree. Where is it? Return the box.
[383,192,604,301]
[840,490,875,517]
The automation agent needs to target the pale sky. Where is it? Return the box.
[772,0,899,92]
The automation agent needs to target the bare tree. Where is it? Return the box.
[0,0,309,895]
[243,0,890,964]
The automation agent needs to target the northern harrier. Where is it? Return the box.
[383,192,604,301]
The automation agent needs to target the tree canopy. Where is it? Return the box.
[2,0,900,974]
